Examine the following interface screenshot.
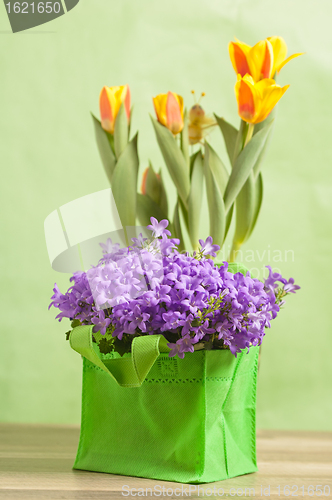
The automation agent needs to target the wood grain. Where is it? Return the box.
[0,424,331,499]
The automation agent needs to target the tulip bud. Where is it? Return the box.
[141,167,149,195]
[141,165,161,200]
[153,91,184,135]
[188,103,216,145]
[99,84,131,134]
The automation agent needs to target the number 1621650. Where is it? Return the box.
[5,2,61,14]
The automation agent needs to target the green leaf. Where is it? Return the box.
[91,113,116,184]
[128,105,134,138]
[114,337,131,357]
[136,193,167,228]
[145,163,161,206]
[223,120,273,213]
[188,151,204,249]
[173,200,185,252]
[252,116,275,178]
[71,319,81,329]
[142,163,169,218]
[214,115,239,167]
[111,133,139,229]
[204,145,226,247]
[189,151,199,178]
[178,196,189,232]
[232,172,256,247]
[158,169,169,217]
[151,117,190,208]
[248,172,263,237]
[224,204,234,242]
[114,103,129,159]
[227,262,249,276]
[204,142,229,196]
[181,109,190,168]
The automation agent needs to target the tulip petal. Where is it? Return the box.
[124,84,131,119]
[99,86,116,133]
[261,39,274,79]
[229,42,250,77]
[235,77,256,123]
[255,84,290,124]
[267,36,288,76]
[247,40,272,82]
[153,94,168,127]
[234,38,251,54]
[277,52,304,73]
[166,91,184,135]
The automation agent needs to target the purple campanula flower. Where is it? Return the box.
[198,236,220,258]
[283,277,301,294]
[49,218,299,359]
[167,342,185,359]
[147,217,171,238]
[177,335,196,354]
[92,310,111,335]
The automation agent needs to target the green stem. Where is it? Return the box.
[227,121,255,262]
[228,240,242,263]
[232,120,247,167]
[244,123,255,148]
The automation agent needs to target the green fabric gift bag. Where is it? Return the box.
[70,325,259,483]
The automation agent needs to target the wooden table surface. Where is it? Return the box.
[0,424,331,499]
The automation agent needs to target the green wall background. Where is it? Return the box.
[1,0,331,430]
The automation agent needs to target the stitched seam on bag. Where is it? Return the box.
[144,378,202,383]
[197,350,207,481]
[84,363,255,383]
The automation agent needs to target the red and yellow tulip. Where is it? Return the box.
[153,91,184,135]
[99,84,131,134]
[229,37,303,82]
[235,74,289,124]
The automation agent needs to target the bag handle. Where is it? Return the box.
[69,325,170,388]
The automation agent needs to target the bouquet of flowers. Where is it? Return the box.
[46,35,302,484]
[49,218,299,358]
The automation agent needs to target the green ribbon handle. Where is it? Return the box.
[69,325,171,388]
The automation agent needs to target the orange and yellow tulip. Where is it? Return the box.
[235,74,289,124]
[153,91,184,135]
[229,37,302,82]
[99,84,131,134]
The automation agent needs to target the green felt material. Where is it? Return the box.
[70,325,259,483]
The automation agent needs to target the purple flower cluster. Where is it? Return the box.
[49,218,300,358]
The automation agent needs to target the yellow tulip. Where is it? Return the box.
[99,84,131,134]
[229,37,303,82]
[153,91,184,135]
[235,74,289,124]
